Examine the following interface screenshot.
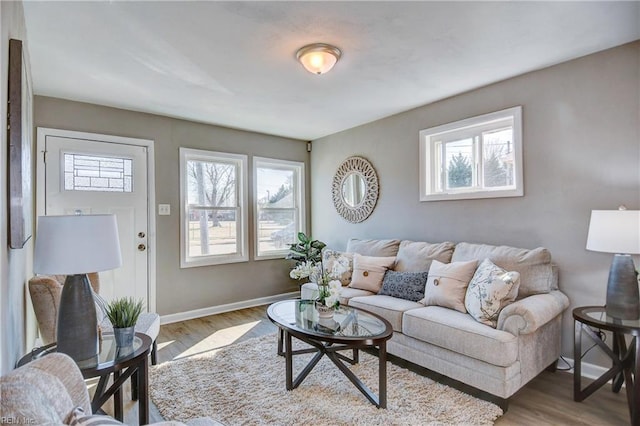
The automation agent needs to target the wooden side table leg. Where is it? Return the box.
[132,368,139,401]
[113,371,123,421]
[632,337,639,426]
[139,353,149,425]
[574,320,583,401]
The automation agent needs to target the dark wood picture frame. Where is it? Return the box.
[8,38,32,249]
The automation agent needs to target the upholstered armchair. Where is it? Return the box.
[28,274,159,364]
[0,352,218,425]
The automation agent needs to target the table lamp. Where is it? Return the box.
[33,214,122,362]
[586,207,640,320]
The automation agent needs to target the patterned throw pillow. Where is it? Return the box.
[378,270,429,302]
[422,259,478,313]
[322,249,354,286]
[465,258,520,328]
[349,254,396,292]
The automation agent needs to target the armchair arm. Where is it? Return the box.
[497,290,569,335]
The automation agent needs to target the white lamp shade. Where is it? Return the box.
[586,210,640,254]
[33,214,123,274]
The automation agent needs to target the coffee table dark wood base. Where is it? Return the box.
[276,328,387,408]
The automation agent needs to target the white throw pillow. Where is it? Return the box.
[422,259,478,313]
[349,254,396,292]
[322,249,353,286]
[465,258,520,327]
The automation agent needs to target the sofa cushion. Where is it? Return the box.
[394,240,455,272]
[378,270,429,302]
[349,295,423,332]
[422,259,478,313]
[346,238,401,257]
[465,259,520,328]
[349,254,396,292]
[402,306,519,367]
[451,242,554,298]
[322,249,353,286]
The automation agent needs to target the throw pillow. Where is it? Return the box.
[465,258,521,328]
[378,270,429,302]
[67,407,126,425]
[322,249,354,286]
[349,254,396,292]
[422,259,478,313]
[394,240,455,272]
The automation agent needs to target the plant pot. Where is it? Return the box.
[315,300,334,319]
[113,326,135,347]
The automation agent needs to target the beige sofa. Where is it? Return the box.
[301,238,569,405]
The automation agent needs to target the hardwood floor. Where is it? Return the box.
[110,305,628,425]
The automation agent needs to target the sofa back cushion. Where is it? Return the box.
[346,238,401,257]
[451,242,556,298]
[394,240,455,272]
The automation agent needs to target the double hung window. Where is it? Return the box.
[180,148,248,267]
[420,106,523,201]
[254,157,305,259]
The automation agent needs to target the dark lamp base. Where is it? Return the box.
[606,255,640,320]
[57,274,98,362]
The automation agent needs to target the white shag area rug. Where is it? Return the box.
[149,334,503,426]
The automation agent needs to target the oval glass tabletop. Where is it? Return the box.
[268,299,391,340]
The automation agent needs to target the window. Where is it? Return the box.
[254,157,305,259]
[419,106,523,201]
[64,153,133,192]
[180,148,248,267]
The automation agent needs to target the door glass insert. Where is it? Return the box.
[64,153,133,192]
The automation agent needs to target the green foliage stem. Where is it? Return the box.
[286,232,326,266]
[105,297,144,328]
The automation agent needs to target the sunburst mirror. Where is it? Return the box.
[331,156,379,223]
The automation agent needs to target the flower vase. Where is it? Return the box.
[315,300,334,319]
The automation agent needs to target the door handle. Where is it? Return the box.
[138,232,146,238]
[138,244,146,251]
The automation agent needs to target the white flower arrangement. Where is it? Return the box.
[289,260,320,280]
[290,256,349,309]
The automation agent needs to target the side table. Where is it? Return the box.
[573,306,640,426]
[18,332,152,425]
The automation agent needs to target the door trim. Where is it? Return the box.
[36,127,157,313]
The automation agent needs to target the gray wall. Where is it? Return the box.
[1,1,35,374]
[34,97,309,316]
[310,42,640,362]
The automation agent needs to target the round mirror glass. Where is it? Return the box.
[341,173,366,207]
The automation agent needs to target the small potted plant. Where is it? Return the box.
[105,297,144,347]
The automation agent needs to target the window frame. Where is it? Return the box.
[419,106,523,202]
[179,147,248,268]
[253,157,305,260]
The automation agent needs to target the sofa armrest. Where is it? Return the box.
[497,290,569,335]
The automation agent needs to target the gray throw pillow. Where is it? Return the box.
[378,271,429,302]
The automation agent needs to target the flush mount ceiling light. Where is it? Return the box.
[296,43,342,75]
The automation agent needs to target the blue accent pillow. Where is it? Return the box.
[378,270,429,302]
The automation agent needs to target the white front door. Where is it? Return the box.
[37,129,153,310]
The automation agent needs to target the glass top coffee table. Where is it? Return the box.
[267,299,393,408]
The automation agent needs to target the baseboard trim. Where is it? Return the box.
[159,291,300,325]
[562,357,614,383]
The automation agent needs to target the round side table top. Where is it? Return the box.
[573,306,640,336]
[18,332,152,377]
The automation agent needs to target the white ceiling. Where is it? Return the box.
[23,1,640,141]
